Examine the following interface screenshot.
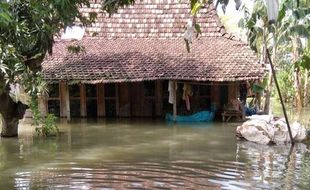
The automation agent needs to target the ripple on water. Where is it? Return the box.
[6,157,291,189]
[11,141,310,190]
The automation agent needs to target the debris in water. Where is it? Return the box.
[236,115,308,145]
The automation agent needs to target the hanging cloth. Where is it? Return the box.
[182,83,193,111]
[168,81,177,104]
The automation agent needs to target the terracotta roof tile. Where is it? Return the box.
[43,38,264,83]
[42,0,264,83]
[81,0,225,38]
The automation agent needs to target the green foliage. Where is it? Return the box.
[29,96,41,126]
[35,114,59,137]
[67,45,86,54]
[297,44,310,70]
[238,0,269,53]
[238,0,310,108]
[30,96,59,137]
[0,0,96,136]
[191,1,203,15]
[0,0,94,99]
[276,63,295,102]
[101,0,135,15]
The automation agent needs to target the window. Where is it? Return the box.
[86,84,97,117]
[48,100,60,116]
[69,84,80,97]
[69,84,81,117]
[104,83,116,97]
[143,81,155,97]
[86,84,97,98]
[162,81,172,113]
[143,81,155,116]
[70,100,81,117]
[104,83,117,117]
[48,84,59,97]
[199,85,211,96]
[47,84,60,116]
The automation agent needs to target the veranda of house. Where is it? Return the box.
[39,0,264,120]
[42,81,240,119]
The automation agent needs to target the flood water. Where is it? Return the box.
[0,116,310,189]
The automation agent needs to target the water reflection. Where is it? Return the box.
[0,119,309,189]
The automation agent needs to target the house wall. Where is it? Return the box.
[41,80,240,119]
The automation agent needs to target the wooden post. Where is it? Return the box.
[155,80,163,117]
[115,83,120,117]
[266,49,294,144]
[97,83,105,117]
[119,83,131,117]
[228,82,237,101]
[59,82,67,118]
[211,83,220,110]
[65,85,70,121]
[80,84,87,117]
[173,81,177,121]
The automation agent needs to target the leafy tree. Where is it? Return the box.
[0,0,95,137]
[238,0,274,113]
[238,0,309,112]
[277,0,310,110]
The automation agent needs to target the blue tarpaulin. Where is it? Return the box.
[165,110,215,122]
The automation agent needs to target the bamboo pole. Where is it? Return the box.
[266,49,294,144]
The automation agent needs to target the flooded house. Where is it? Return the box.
[40,0,264,120]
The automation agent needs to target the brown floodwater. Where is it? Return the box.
[0,111,310,189]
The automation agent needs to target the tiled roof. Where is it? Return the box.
[42,37,264,83]
[42,0,264,83]
[81,0,230,38]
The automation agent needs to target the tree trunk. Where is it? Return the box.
[292,37,302,111]
[294,67,303,111]
[0,117,19,137]
[262,26,274,115]
[303,69,309,107]
[264,70,273,114]
[0,91,28,137]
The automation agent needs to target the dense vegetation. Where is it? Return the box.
[238,0,309,111]
[0,0,93,137]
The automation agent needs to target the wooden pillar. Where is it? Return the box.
[65,85,70,121]
[60,82,70,120]
[97,83,105,117]
[115,83,120,117]
[173,81,177,121]
[155,80,163,117]
[119,83,131,117]
[211,83,220,110]
[130,82,141,117]
[228,82,238,101]
[59,82,67,118]
[80,84,87,117]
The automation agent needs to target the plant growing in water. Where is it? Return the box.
[30,96,59,137]
[35,114,59,137]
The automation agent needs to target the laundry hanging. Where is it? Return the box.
[168,81,177,104]
[182,83,193,111]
